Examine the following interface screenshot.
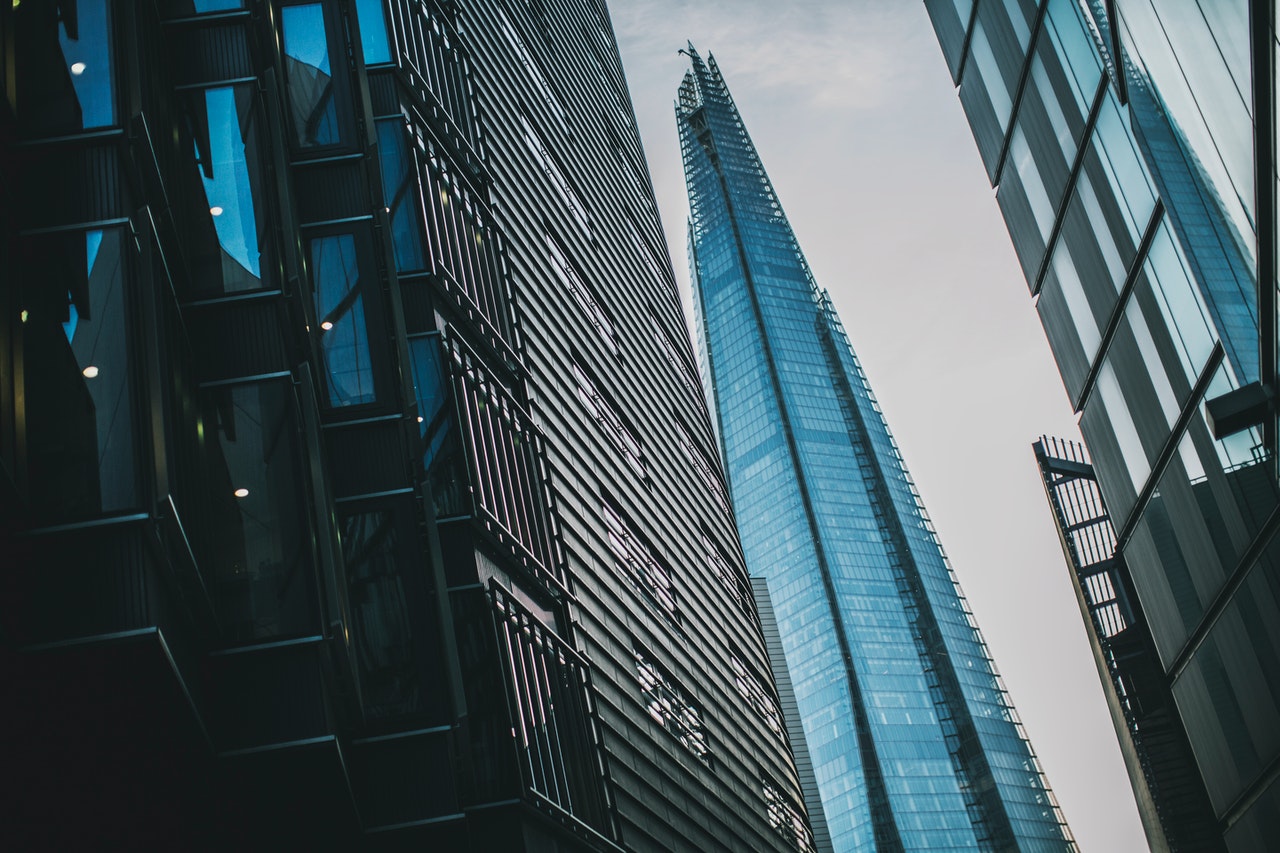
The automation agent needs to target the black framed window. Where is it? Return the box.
[407,334,466,517]
[375,118,426,272]
[308,228,382,408]
[201,377,317,643]
[281,2,351,152]
[188,84,275,298]
[14,0,116,137]
[23,227,140,518]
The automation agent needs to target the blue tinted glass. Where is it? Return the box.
[311,234,375,406]
[282,4,340,148]
[355,0,392,65]
[199,86,266,291]
[59,0,115,128]
[375,119,426,271]
[192,0,243,11]
[407,336,465,516]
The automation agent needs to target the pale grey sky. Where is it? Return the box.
[611,2,1148,850]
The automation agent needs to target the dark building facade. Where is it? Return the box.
[678,46,1074,853]
[927,2,1280,851]
[0,2,811,850]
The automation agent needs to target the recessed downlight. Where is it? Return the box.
[209,205,224,216]
[234,488,249,498]
[82,365,100,379]
[70,62,86,76]
[321,321,334,331]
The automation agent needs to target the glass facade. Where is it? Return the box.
[927,2,1280,851]
[680,47,1073,853]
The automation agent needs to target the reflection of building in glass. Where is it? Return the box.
[0,4,808,851]
[678,45,1073,853]
[927,3,1280,850]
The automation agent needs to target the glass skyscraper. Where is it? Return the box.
[927,2,1280,851]
[678,46,1074,852]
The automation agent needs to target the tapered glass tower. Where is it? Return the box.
[678,46,1074,852]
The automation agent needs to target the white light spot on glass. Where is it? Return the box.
[321,320,334,331]
[234,487,250,498]
[209,205,224,216]
[70,62,87,75]
[82,365,100,379]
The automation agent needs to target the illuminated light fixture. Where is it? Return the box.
[440,189,449,205]
[209,205,224,216]
[417,415,424,423]
[12,0,21,10]
[20,309,28,323]
[320,321,334,331]
[82,365,100,379]
[70,62,86,76]
[234,488,250,498]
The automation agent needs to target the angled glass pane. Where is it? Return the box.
[375,119,426,271]
[193,85,272,296]
[355,0,392,65]
[15,0,116,135]
[311,233,376,406]
[407,335,466,517]
[282,4,340,148]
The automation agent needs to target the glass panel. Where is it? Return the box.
[375,119,426,272]
[282,4,340,149]
[407,336,466,517]
[355,0,392,65]
[15,0,116,135]
[967,19,1012,131]
[202,380,315,642]
[1043,0,1102,116]
[188,0,243,13]
[342,507,425,719]
[1091,92,1158,248]
[193,86,272,297]
[310,233,376,407]
[24,229,138,517]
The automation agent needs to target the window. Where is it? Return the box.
[654,318,699,398]
[309,232,377,407]
[282,3,344,150]
[547,234,616,353]
[15,0,116,136]
[731,655,784,737]
[407,335,466,517]
[634,649,710,763]
[499,10,567,133]
[354,0,392,65]
[763,780,817,853]
[603,503,677,622]
[190,85,274,298]
[521,114,591,237]
[201,378,316,642]
[375,119,426,272]
[573,361,644,477]
[23,228,138,518]
[678,426,730,515]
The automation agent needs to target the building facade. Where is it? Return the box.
[0,2,811,850]
[678,46,1075,853]
[926,1,1280,850]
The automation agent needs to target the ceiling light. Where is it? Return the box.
[82,365,99,378]
[20,309,28,323]
[321,321,334,331]
[209,205,224,216]
[234,488,249,498]
[70,62,86,76]
[417,415,424,423]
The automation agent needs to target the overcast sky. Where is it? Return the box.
[610,2,1148,850]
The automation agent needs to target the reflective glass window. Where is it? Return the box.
[202,379,316,642]
[355,0,392,65]
[1043,0,1101,116]
[186,0,243,13]
[15,0,116,136]
[310,233,376,407]
[24,229,138,517]
[192,85,273,297]
[1090,93,1158,248]
[407,335,466,518]
[1142,222,1217,386]
[282,4,341,149]
[375,119,425,272]
[967,19,1013,131]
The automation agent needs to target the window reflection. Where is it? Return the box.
[15,0,115,135]
[407,336,465,517]
[355,0,392,65]
[25,229,138,517]
[283,4,340,148]
[202,380,315,642]
[375,119,425,271]
[192,86,272,296]
[310,234,376,406]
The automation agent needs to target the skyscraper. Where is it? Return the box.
[926,2,1280,851]
[678,46,1074,852]
[0,3,810,851]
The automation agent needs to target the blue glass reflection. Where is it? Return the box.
[355,0,392,65]
[407,336,465,516]
[58,0,115,129]
[375,120,426,271]
[200,87,264,287]
[283,4,340,148]
[311,234,375,406]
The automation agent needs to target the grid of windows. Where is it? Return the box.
[572,361,644,478]
[763,780,817,853]
[731,655,784,737]
[634,650,710,763]
[602,503,677,622]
